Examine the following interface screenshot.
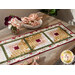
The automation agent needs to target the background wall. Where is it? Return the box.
[0,9,39,30]
[56,9,75,25]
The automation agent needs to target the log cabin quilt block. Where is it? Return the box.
[25,33,52,50]
[0,46,7,64]
[3,39,31,59]
[44,27,71,43]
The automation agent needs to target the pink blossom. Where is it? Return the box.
[29,13,38,21]
[21,17,30,24]
[8,18,22,29]
[31,20,40,26]
[21,13,42,26]
[4,16,21,26]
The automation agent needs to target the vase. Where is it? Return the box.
[11,29,19,35]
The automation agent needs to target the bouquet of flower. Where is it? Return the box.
[4,15,22,34]
[4,13,42,34]
[21,13,42,26]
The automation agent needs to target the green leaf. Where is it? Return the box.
[11,26,17,31]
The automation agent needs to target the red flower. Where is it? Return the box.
[14,16,21,21]
[4,16,12,26]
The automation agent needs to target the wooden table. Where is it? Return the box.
[0,12,75,65]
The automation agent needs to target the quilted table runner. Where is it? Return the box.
[0,22,75,65]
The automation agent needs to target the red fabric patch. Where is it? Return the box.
[70,32,73,34]
[49,45,51,47]
[36,39,41,42]
[59,23,61,25]
[54,33,59,36]
[8,61,10,62]
[30,32,33,34]
[30,53,32,55]
[66,39,68,41]
[14,46,19,50]
[12,37,16,39]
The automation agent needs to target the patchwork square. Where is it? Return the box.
[0,46,7,63]
[36,39,41,42]
[3,39,31,59]
[44,27,70,42]
[14,46,19,50]
[25,33,52,50]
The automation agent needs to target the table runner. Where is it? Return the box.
[0,22,75,65]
